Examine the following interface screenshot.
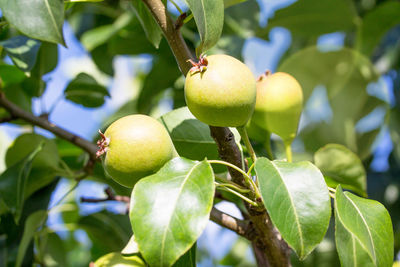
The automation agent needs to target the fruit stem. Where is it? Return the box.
[284,140,293,163]
[236,126,257,164]
[264,132,273,160]
[208,159,261,199]
[216,184,259,207]
[214,179,251,194]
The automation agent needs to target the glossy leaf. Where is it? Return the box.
[0,0,65,45]
[64,73,109,108]
[278,47,387,159]
[261,0,356,38]
[131,0,163,48]
[0,36,41,73]
[130,158,214,267]
[255,157,331,259]
[121,235,140,256]
[94,252,146,267]
[334,186,394,267]
[314,144,367,197]
[15,210,47,267]
[185,0,224,55]
[356,1,400,56]
[0,144,43,223]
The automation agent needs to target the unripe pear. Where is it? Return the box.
[252,72,303,143]
[97,114,176,188]
[184,54,256,127]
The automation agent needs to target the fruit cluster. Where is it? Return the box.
[97,54,303,187]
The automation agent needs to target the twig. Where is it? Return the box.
[209,207,249,238]
[80,187,131,204]
[0,91,98,157]
[174,12,187,30]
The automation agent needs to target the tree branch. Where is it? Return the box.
[210,207,248,238]
[0,91,98,158]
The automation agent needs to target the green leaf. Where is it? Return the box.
[65,0,103,2]
[0,143,43,223]
[130,1,163,48]
[121,235,140,256]
[185,0,224,55]
[0,65,26,86]
[159,107,219,161]
[173,243,196,267]
[260,0,356,38]
[334,186,394,267]
[255,157,331,259]
[0,36,41,73]
[130,158,214,267]
[278,47,387,159]
[314,144,367,197]
[81,12,133,51]
[137,47,181,113]
[0,0,65,45]
[224,0,260,39]
[356,1,400,56]
[40,232,67,267]
[15,210,47,267]
[6,133,63,199]
[94,252,146,267]
[22,42,59,97]
[64,73,110,108]
[78,211,132,259]
[224,0,247,8]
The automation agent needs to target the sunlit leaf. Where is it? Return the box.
[255,157,331,259]
[130,158,214,267]
[121,235,140,256]
[0,0,65,45]
[94,252,145,267]
[130,0,163,48]
[185,0,224,55]
[335,186,394,266]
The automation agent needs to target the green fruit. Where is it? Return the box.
[252,72,303,143]
[184,54,256,127]
[94,252,145,267]
[101,114,176,188]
